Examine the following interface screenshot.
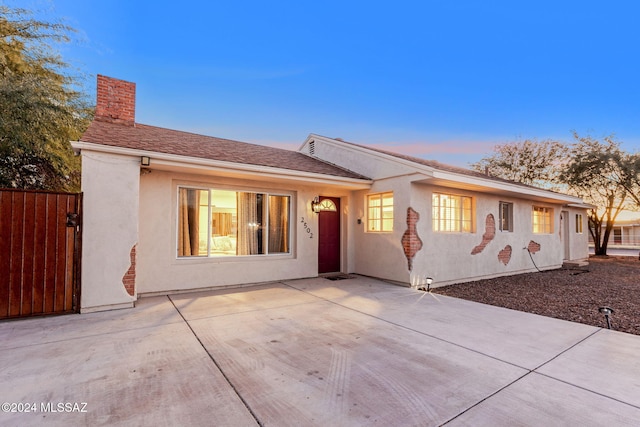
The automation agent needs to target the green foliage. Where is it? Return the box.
[470,139,568,190]
[0,6,92,191]
[561,133,635,255]
[620,152,640,209]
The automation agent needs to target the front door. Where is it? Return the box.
[318,197,340,273]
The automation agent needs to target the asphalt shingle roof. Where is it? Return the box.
[337,138,557,191]
[81,119,370,180]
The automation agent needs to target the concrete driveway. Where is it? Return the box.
[1,275,639,426]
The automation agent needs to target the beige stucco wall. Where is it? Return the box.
[304,137,410,180]
[80,151,139,312]
[350,180,588,288]
[350,175,414,283]
[136,170,354,294]
[415,187,564,287]
[79,136,590,310]
[564,208,590,260]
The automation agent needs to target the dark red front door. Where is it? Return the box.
[318,197,340,274]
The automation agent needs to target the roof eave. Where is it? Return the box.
[414,170,587,205]
[72,141,372,190]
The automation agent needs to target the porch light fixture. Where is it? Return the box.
[311,197,338,214]
[141,156,151,167]
[598,306,614,329]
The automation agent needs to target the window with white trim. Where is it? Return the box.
[367,192,394,232]
[177,187,290,257]
[432,193,473,232]
[499,201,514,232]
[532,206,553,234]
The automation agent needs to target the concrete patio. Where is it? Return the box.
[1,275,639,426]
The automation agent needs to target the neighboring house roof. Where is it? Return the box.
[80,119,370,181]
[609,218,640,226]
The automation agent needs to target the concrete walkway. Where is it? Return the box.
[1,275,639,426]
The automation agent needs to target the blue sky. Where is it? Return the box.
[16,0,640,166]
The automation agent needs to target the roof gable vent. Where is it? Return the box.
[308,140,315,156]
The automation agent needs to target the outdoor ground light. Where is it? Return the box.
[598,306,614,329]
[417,277,433,292]
[426,277,433,292]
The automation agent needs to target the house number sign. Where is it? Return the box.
[300,217,314,238]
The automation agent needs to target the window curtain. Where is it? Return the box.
[268,195,289,253]
[212,212,233,236]
[237,192,259,255]
[178,188,200,256]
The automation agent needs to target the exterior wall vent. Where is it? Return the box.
[309,140,315,156]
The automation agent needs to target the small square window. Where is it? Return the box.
[499,202,513,232]
[432,193,474,233]
[532,206,553,234]
[367,192,393,232]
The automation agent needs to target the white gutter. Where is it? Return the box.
[72,141,373,190]
[565,202,597,209]
[428,169,585,204]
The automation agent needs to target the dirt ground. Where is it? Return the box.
[432,256,640,335]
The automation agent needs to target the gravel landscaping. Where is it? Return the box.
[432,256,640,335]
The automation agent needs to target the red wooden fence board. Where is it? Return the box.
[0,192,11,318]
[0,189,81,319]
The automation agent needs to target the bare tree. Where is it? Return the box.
[475,134,639,255]
[470,139,568,190]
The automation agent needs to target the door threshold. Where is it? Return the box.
[321,273,354,281]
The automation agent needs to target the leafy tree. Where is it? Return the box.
[619,152,640,209]
[0,5,92,191]
[470,139,568,190]
[475,134,639,255]
[561,133,634,255]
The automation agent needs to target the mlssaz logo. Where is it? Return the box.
[40,402,88,413]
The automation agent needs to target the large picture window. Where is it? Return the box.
[532,206,553,234]
[178,187,291,257]
[367,192,394,232]
[432,193,473,232]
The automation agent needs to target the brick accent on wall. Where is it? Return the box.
[96,75,136,126]
[498,245,512,265]
[401,207,423,271]
[527,240,541,254]
[122,244,136,296]
[471,214,496,255]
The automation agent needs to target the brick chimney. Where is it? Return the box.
[95,75,136,126]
